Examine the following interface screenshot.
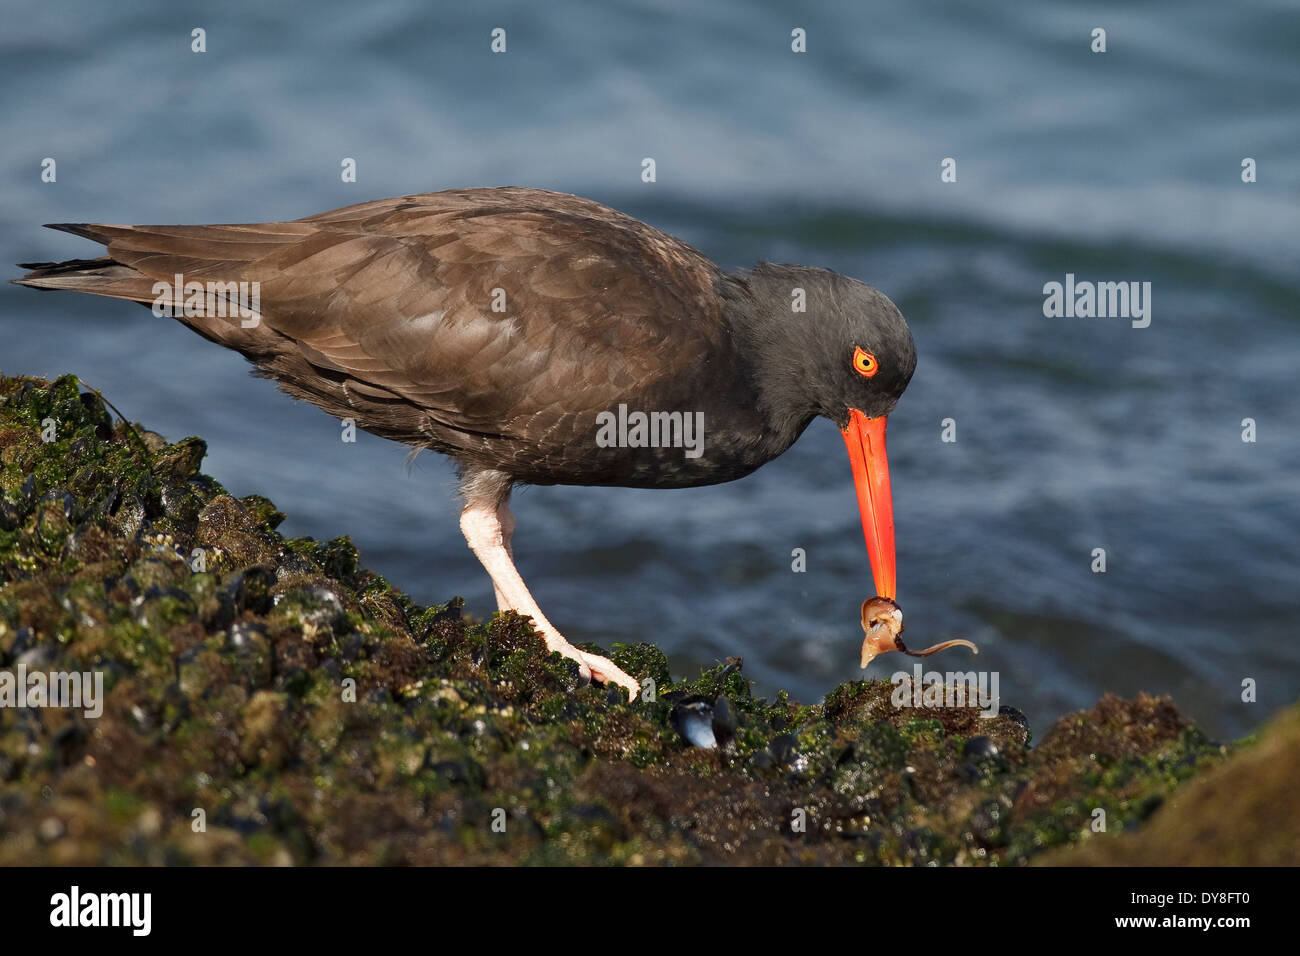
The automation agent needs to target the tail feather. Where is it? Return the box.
[12,256,161,305]
[12,223,155,303]
[43,223,117,244]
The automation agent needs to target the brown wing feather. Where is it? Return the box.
[16,188,733,482]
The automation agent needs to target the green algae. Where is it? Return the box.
[0,373,1247,865]
[1036,700,1300,866]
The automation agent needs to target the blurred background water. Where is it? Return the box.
[2,0,1297,739]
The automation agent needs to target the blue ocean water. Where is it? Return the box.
[2,0,1297,738]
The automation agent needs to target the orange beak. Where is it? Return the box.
[841,409,897,600]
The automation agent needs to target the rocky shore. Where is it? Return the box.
[0,373,1289,865]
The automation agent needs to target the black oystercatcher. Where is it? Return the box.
[14,188,916,699]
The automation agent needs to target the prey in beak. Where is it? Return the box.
[843,410,977,669]
[859,597,980,669]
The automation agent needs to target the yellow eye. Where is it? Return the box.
[852,347,879,378]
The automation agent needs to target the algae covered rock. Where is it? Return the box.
[0,373,1243,864]
[1038,701,1300,866]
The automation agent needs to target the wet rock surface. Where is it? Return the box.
[0,374,1261,865]
[1038,700,1300,866]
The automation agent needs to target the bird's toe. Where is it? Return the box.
[576,650,640,702]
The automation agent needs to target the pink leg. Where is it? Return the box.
[460,499,639,701]
[491,499,515,611]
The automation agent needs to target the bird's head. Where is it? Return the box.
[725,264,916,600]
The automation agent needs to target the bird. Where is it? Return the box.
[14,187,916,701]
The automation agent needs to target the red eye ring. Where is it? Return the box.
[852,346,879,378]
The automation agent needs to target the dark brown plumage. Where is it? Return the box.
[14,187,917,699]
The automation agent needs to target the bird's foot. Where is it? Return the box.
[543,634,640,702]
[574,647,641,702]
